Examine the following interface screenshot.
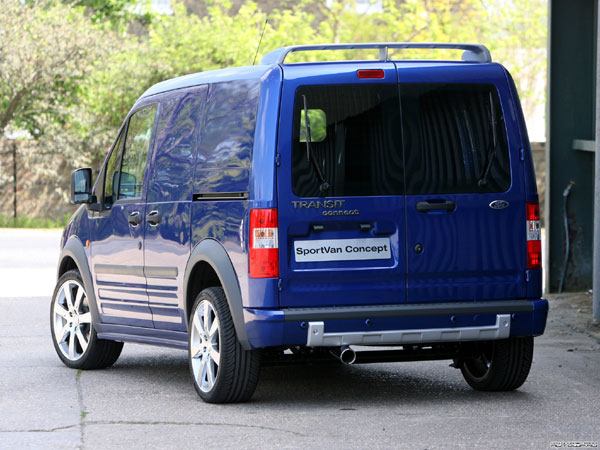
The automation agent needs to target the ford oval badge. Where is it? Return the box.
[489,200,509,210]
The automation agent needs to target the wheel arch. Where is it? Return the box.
[57,236,101,327]
[58,255,78,278]
[184,239,250,349]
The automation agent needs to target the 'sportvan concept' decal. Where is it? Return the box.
[294,238,391,262]
[489,200,509,210]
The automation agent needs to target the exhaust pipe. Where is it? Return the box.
[330,346,357,365]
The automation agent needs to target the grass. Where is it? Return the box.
[0,213,71,229]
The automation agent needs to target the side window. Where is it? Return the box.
[118,105,157,200]
[197,80,259,168]
[148,89,206,203]
[401,83,511,195]
[103,130,125,208]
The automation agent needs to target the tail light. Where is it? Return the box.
[249,209,279,278]
[526,202,541,269]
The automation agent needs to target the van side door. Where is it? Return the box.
[144,87,207,331]
[90,104,158,327]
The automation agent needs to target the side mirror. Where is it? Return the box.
[71,168,93,204]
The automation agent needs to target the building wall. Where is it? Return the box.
[547,0,597,291]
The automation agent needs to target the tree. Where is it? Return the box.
[66,0,155,30]
[80,0,321,135]
[0,0,109,143]
[0,0,119,217]
[482,0,547,140]
[81,0,547,142]
[0,0,548,221]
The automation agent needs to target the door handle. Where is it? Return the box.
[128,211,141,226]
[146,210,161,226]
[416,200,456,213]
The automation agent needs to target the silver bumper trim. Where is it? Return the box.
[306,314,511,347]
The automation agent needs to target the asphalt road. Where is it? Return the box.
[0,229,599,449]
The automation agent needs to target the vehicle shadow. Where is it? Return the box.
[253,363,533,406]
[107,351,534,406]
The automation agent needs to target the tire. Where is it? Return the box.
[188,287,260,403]
[50,269,123,370]
[460,337,534,391]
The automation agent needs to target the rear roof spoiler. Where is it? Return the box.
[260,42,492,65]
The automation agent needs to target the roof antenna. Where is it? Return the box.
[252,17,268,65]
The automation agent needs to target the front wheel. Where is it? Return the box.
[188,287,260,403]
[460,337,534,391]
[50,270,123,369]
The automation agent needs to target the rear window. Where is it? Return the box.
[401,83,511,194]
[292,84,403,197]
[291,82,511,198]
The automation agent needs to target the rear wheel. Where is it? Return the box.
[188,287,260,403]
[460,337,534,391]
[50,270,123,369]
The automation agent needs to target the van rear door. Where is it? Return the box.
[276,64,406,307]
[399,64,527,302]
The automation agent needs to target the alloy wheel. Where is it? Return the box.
[52,279,92,361]
[190,300,221,393]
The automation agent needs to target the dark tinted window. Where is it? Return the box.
[118,105,157,200]
[197,80,260,168]
[292,84,403,197]
[148,89,206,203]
[401,83,511,194]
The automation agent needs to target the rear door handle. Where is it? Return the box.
[146,210,161,226]
[416,200,456,213]
[128,211,141,226]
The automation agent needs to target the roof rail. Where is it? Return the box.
[260,43,492,65]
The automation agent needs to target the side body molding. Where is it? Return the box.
[57,236,101,328]
[184,239,250,349]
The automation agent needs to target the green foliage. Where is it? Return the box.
[0,0,109,138]
[80,0,547,153]
[0,0,548,222]
[68,0,155,30]
[0,213,71,229]
[2,0,548,149]
[483,0,547,122]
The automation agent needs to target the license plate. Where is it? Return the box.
[294,238,391,262]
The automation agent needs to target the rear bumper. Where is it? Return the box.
[305,314,512,346]
[243,299,549,349]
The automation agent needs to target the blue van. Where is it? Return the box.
[52,43,548,403]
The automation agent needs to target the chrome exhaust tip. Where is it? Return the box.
[331,345,357,365]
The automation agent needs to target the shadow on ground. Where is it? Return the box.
[104,350,534,408]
